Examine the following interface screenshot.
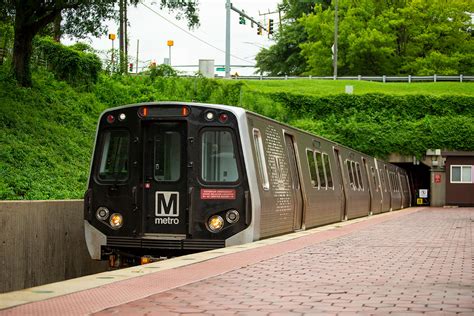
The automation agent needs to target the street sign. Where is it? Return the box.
[419,189,428,198]
[216,67,226,72]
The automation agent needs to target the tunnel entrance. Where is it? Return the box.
[393,162,431,206]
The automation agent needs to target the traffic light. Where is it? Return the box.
[257,26,262,35]
[239,15,246,25]
[268,19,274,35]
[129,63,133,72]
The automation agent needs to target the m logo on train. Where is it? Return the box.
[155,192,180,224]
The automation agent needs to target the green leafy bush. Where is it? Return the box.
[34,37,102,88]
[270,92,474,158]
[149,64,178,81]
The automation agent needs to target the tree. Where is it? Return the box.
[300,0,473,76]
[255,0,332,76]
[257,0,473,76]
[1,0,200,87]
[255,22,308,76]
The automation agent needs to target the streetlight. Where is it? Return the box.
[167,40,174,66]
[109,33,116,74]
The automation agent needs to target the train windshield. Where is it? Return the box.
[201,130,238,182]
[97,130,129,181]
[154,131,181,181]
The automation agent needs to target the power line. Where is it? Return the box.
[140,2,254,64]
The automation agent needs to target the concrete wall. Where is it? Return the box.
[0,200,108,293]
[430,170,446,207]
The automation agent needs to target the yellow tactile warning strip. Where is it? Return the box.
[0,207,421,312]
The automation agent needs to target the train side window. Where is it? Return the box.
[346,160,354,189]
[306,149,318,188]
[371,167,378,192]
[315,151,326,189]
[380,171,386,192]
[201,130,239,183]
[322,153,333,188]
[97,130,130,182]
[352,161,359,190]
[356,162,364,190]
[154,131,180,181]
[388,171,393,192]
[253,129,270,190]
[393,173,397,192]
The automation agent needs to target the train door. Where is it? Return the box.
[284,134,304,230]
[143,122,188,235]
[334,148,347,221]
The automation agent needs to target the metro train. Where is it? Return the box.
[84,102,411,261]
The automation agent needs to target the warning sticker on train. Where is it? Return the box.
[201,189,236,200]
[155,191,180,225]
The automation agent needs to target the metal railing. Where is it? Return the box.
[232,74,474,82]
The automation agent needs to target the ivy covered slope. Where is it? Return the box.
[272,93,474,158]
[0,68,105,200]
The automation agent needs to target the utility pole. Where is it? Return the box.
[136,39,139,74]
[119,0,128,74]
[119,0,124,73]
[124,0,128,74]
[225,1,267,78]
[225,0,231,78]
[333,0,339,79]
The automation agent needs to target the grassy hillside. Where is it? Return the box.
[244,79,474,97]
[0,69,106,199]
[1,65,473,199]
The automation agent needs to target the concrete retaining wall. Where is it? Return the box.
[0,200,108,293]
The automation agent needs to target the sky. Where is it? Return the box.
[66,0,281,75]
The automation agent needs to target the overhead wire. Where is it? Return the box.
[140,2,254,64]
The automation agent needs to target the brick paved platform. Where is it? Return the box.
[1,207,473,315]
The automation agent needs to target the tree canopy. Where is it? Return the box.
[256,0,474,76]
[1,0,200,86]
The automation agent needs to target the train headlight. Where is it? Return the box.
[96,207,109,221]
[207,215,224,232]
[225,210,240,224]
[205,111,215,121]
[109,213,123,229]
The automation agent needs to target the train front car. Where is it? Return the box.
[84,103,251,261]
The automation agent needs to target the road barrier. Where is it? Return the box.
[232,74,474,82]
[0,200,107,293]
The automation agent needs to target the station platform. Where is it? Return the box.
[0,207,472,315]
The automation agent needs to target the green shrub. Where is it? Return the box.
[34,37,102,88]
[273,92,474,158]
[149,64,178,81]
